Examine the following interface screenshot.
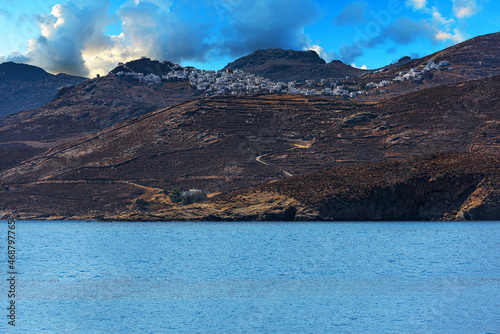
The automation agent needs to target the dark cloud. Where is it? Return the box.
[0,51,30,63]
[333,1,368,26]
[117,1,212,64]
[382,17,434,44]
[11,0,323,76]
[218,0,321,57]
[339,43,363,64]
[341,16,436,63]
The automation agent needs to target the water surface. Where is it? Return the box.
[1,221,499,333]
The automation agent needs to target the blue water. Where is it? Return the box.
[1,221,499,333]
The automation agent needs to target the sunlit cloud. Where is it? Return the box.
[452,0,482,19]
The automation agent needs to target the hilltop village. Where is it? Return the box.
[113,58,451,98]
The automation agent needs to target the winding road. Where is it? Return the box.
[256,154,293,177]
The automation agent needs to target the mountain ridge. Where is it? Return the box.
[223,48,368,81]
[0,62,87,118]
[1,72,499,220]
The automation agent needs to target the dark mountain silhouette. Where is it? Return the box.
[0,58,201,171]
[223,48,368,81]
[109,58,176,76]
[0,62,87,118]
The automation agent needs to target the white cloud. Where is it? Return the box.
[431,9,455,28]
[452,0,482,18]
[305,44,338,62]
[405,0,427,10]
[435,29,465,43]
[351,63,368,70]
[4,0,322,77]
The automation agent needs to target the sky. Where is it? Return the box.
[0,0,498,77]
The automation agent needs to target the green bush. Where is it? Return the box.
[169,188,182,203]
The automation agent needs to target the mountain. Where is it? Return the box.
[1,73,499,220]
[223,49,368,82]
[353,31,500,101]
[0,62,87,118]
[130,153,500,222]
[0,58,202,171]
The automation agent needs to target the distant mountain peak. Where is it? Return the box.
[223,48,366,82]
[0,62,50,81]
[225,48,326,69]
[0,62,87,118]
[109,58,178,76]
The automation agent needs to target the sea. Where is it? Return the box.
[1,221,499,334]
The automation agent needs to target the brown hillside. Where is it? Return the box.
[150,153,500,222]
[223,48,368,82]
[0,73,499,220]
[354,31,500,101]
[0,72,201,171]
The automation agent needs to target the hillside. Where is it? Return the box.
[353,31,500,101]
[223,49,368,82]
[0,73,498,220]
[135,153,500,222]
[0,62,87,118]
[0,58,202,171]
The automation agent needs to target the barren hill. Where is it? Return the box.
[354,31,500,101]
[0,73,498,220]
[223,49,368,81]
[0,62,86,118]
[0,59,202,171]
[140,153,500,222]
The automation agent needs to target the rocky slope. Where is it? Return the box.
[0,58,202,171]
[354,31,500,101]
[0,73,498,220]
[0,62,86,118]
[1,153,498,221]
[223,49,368,82]
[131,153,500,222]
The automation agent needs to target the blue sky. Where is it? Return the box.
[0,0,498,77]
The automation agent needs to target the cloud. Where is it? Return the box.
[351,63,367,69]
[340,13,461,64]
[405,0,427,10]
[115,0,211,62]
[5,0,322,77]
[452,0,482,18]
[333,1,368,26]
[435,28,465,43]
[339,44,363,64]
[0,51,30,64]
[0,8,12,19]
[431,9,455,28]
[305,44,339,62]
[430,8,464,44]
[382,17,434,44]
[217,0,321,57]
[358,17,434,49]
[24,1,113,77]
